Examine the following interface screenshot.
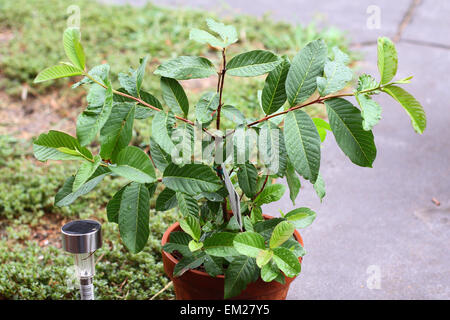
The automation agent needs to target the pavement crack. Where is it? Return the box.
[393,0,422,42]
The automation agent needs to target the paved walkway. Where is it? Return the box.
[109,0,450,299]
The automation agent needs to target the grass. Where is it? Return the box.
[0,0,356,299]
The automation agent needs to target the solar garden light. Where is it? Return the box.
[61,220,102,300]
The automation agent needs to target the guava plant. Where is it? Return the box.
[33,19,425,299]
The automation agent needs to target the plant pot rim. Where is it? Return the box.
[161,214,304,279]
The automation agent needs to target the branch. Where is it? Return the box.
[215,48,227,130]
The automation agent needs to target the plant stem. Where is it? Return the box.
[252,174,269,201]
[216,48,227,130]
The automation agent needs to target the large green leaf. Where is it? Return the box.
[63,27,85,71]
[227,50,282,77]
[179,215,201,241]
[325,98,376,167]
[261,261,283,282]
[286,40,327,106]
[163,231,193,257]
[356,93,382,131]
[270,221,295,248]
[33,130,93,161]
[383,85,426,134]
[204,232,240,257]
[203,255,224,277]
[195,92,219,123]
[160,77,189,116]
[106,184,129,223]
[77,85,114,146]
[272,247,301,278]
[34,65,83,83]
[256,249,273,268]
[284,207,316,228]
[118,182,150,253]
[190,28,226,48]
[377,37,398,84]
[110,146,156,183]
[176,192,200,217]
[73,155,101,191]
[154,56,216,80]
[284,109,321,183]
[224,256,259,299]
[163,163,222,195]
[99,103,135,162]
[261,57,290,115]
[285,160,301,205]
[206,18,238,47]
[254,218,284,241]
[151,111,176,155]
[316,47,352,96]
[233,232,266,258]
[253,184,286,206]
[155,187,177,211]
[55,167,110,207]
[237,163,258,198]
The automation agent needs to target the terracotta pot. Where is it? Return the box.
[161,214,303,300]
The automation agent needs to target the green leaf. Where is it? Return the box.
[224,256,259,299]
[261,57,290,115]
[261,261,283,282]
[357,74,379,93]
[33,130,93,161]
[227,50,282,77]
[118,182,150,253]
[206,18,238,47]
[176,192,200,217]
[154,56,216,80]
[163,231,193,257]
[160,77,189,116]
[174,252,207,277]
[286,40,327,106]
[254,218,284,241]
[203,255,224,277]
[313,118,331,142]
[221,105,245,124]
[55,167,110,207]
[204,232,240,257]
[284,109,321,183]
[325,98,377,167]
[73,155,101,191]
[270,221,295,248]
[77,85,114,146]
[280,238,306,258]
[135,91,163,119]
[179,215,201,241]
[163,163,222,195]
[34,64,83,83]
[99,103,135,162]
[233,232,266,258]
[356,93,382,131]
[285,160,301,205]
[136,55,148,95]
[243,216,254,232]
[195,92,220,123]
[155,188,177,211]
[313,173,326,202]
[256,249,273,268]
[316,47,352,96]
[253,184,286,206]
[110,146,156,183]
[63,27,85,71]
[189,28,226,48]
[149,138,172,172]
[284,207,316,228]
[237,163,258,198]
[188,240,204,252]
[383,85,426,134]
[272,247,301,278]
[377,37,398,84]
[251,206,264,224]
[106,184,128,223]
[151,111,176,155]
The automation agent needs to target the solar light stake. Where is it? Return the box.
[61,220,102,300]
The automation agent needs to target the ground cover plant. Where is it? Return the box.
[31,15,425,299]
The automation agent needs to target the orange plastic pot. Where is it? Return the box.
[161,214,303,300]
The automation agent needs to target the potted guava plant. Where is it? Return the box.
[33,19,425,300]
